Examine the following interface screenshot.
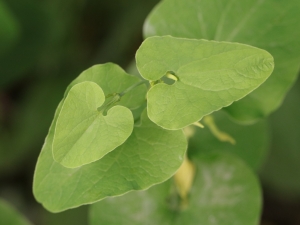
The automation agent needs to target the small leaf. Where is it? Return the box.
[143,0,300,122]
[33,110,187,212]
[136,36,274,129]
[90,152,261,225]
[0,199,32,225]
[52,81,133,168]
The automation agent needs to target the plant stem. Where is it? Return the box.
[203,115,236,145]
[98,80,147,113]
[165,72,179,81]
[119,80,147,96]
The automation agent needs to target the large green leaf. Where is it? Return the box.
[144,0,300,122]
[90,152,261,225]
[188,111,270,171]
[0,199,32,225]
[33,109,187,212]
[52,81,133,168]
[136,36,274,129]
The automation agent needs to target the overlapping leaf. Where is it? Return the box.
[52,81,133,168]
[50,63,146,167]
[136,36,274,129]
[33,109,187,212]
[90,152,261,225]
[143,0,300,122]
[188,111,270,171]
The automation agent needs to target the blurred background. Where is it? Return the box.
[0,0,299,224]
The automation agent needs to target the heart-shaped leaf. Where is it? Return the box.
[90,152,261,225]
[52,81,134,168]
[33,109,187,212]
[136,36,274,129]
[143,0,300,122]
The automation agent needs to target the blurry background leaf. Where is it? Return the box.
[90,152,261,225]
[188,110,270,171]
[0,199,32,225]
[260,77,300,197]
[0,1,20,56]
[0,0,50,87]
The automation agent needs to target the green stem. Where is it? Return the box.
[203,115,236,145]
[119,80,147,96]
[98,80,147,113]
[165,72,179,81]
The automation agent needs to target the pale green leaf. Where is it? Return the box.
[0,199,32,225]
[90,152,261,225]
[188,111,270,171]
[52,81,133,168]
[33,110,187,212]
[66,63,147,110]
[144,0,300,122]
[136,36,274,129]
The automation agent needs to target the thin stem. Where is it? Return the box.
[193,121,205,128]
[97,80,147,113]
[203,115,236,145]
[97,93,121,113]
[165,72,179,81]
[119,80,147,96]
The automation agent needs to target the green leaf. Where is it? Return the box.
[0,199,32,225]
[144,0,300,122]
[136,36,274,129]
[52,81,133,168]
[49,63,147,168]
[188,111,270,171]
[90,152,261,225]
[33,109,187,212]
[66,63,147,110]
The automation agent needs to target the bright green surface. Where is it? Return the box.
[90,152,261,225]
[136,36,274,129]
[188,111,269,171]
[33,110,187,212]
[52,82,133,168]
[0,199,32,225]
[144,0,300,122]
